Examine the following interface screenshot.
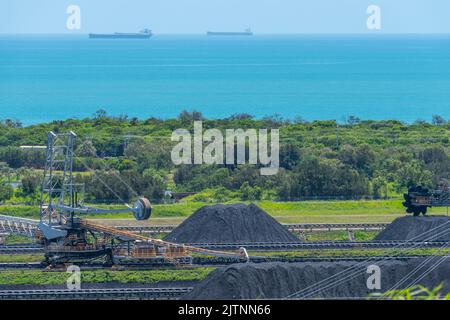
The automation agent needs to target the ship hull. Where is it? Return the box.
[89,33,152,39]
[206,32,253,36]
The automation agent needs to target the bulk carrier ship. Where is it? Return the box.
[89,29,152,39]
[206,28,253,36]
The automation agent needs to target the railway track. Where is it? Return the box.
[186,240,449,251]
[0,255,437,270]
[0,287,192,300]
[120,255,436,266]
[0,262,44,269]
[1,239,447,255]
[285,222,388,232]
[114,222,389,234]
[0,244,43,254]
[0,217,389,236]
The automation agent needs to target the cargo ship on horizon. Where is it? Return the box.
[206,28,253,36]
[89,29,152,39]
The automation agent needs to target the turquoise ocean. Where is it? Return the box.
[1,34,449,125]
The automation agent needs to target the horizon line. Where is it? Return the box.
[2,32,450,36]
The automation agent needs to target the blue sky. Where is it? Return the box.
[1,0,449,34]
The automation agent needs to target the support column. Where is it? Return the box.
[347,230,355,241]
[0,233,6,245]
[298,231,306,241]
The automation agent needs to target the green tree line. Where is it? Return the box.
[0,111,449,203]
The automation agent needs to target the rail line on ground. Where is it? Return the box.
[1,214,389,237]
[0,244,43,254]
[115,255,443,266]
[185,240,448,251]
[1,240,447,254]
[114,222,389,234]
[0,255,440,270]
[0,287,192,300]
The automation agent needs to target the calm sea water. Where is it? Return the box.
[1,34,450,125]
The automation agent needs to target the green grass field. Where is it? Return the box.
[0,254,44,263]
[2,199,448,224]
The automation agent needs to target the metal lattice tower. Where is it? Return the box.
[39,131,76,229]
[37,131,153,243]
[32,131,244,262]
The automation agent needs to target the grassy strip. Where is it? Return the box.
[1,199,447,223]
[252,248,450,258]
[0,268,214,286]
[0,254,44,263]
[4,234,34,245]
[1,247,442,263]
[0,206,38,219]
[299,231,379,241]
[0,199,406,218]
[373,285,450,300]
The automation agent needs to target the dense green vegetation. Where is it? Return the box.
[0,268,214,285]
[1,111,449,205]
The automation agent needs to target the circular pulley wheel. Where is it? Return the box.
[133,197,152,221]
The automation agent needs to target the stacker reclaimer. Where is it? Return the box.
[403,179,450,216]
[36,131,247,265]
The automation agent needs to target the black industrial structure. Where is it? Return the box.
[403,180,450,216]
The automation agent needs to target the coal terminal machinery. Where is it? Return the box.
[403,180,450,216]
[25,131,248,265]
[2,131,443,265]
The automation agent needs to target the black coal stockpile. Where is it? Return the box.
[375,216,450,241]
[185,260,450,299]
[163,204,298,243]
